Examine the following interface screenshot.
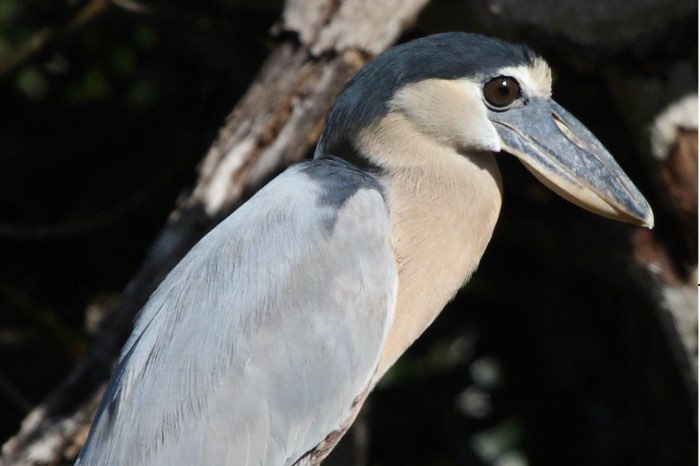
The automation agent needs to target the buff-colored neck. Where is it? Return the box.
[356,112,504,380]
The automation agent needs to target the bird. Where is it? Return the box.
[76,32,653,466]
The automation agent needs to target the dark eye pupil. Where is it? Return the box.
[484,76,520,109]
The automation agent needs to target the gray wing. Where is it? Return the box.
[76,159,397,466]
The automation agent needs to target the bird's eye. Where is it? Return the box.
[483,76,521,109]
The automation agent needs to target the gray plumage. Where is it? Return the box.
[77,159,396,465]
[317,32,535,159]
[77,31,653,466]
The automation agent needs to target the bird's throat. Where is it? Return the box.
[357,114,503,381]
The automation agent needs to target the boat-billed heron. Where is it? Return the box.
[76,33,653,465]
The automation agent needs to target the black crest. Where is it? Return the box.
[316,33,535,160]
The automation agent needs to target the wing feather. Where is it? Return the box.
[77,160,396,466]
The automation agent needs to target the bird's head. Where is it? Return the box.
[316,32,653,228]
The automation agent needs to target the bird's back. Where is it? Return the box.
[76,157,397,466]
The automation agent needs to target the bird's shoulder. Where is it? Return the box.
[77,158,397,466]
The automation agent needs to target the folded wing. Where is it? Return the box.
[77,158,397,466]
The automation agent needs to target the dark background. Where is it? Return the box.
[0,1,697,465]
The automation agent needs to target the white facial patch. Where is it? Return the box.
[389,78,501,153]
[496,57,552,98]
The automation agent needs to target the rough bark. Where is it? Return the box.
[0,1,428,465]
[2,1,694,465]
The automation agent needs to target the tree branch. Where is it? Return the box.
[0,1,428,464]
